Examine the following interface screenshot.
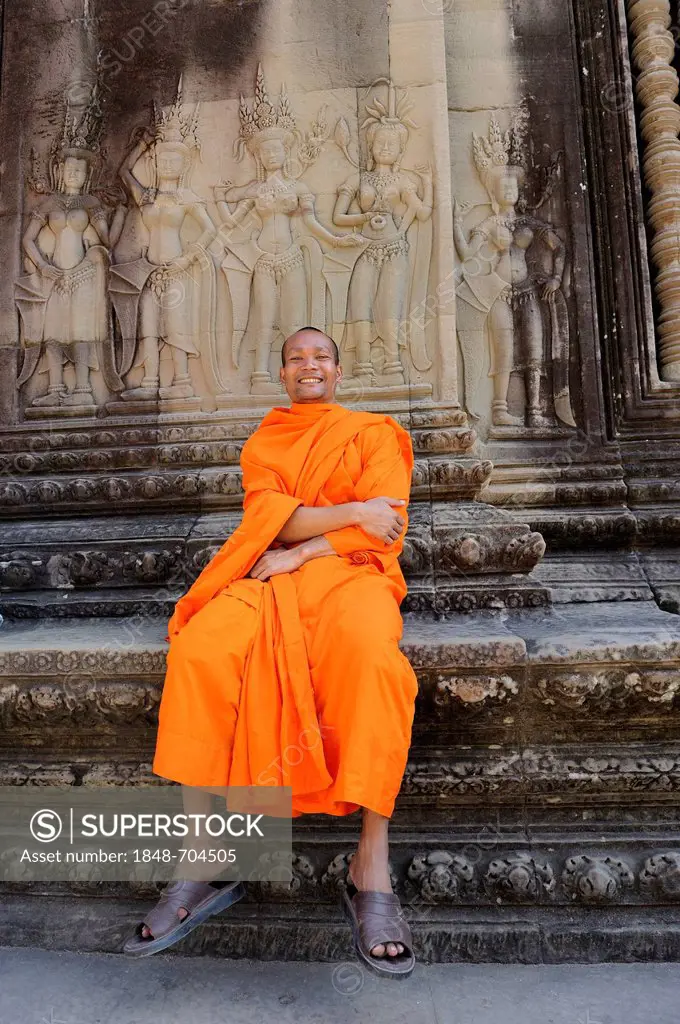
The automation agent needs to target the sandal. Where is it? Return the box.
[342,878,416,980]
[123,879,245,957]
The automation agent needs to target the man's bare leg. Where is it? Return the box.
[140,786,221,939]
[139,797,404,957]
[347,808,405,958]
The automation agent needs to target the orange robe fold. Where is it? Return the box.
[154,401,418,817]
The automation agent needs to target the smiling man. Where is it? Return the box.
[124,327,419,977]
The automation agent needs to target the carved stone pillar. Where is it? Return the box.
[626,0,680,381]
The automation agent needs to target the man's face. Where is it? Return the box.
[279,331,342,403]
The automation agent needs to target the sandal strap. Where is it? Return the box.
[143,880,215,938]
[350,890,414,955]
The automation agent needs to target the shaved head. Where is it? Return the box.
[279,327,343,403]
[282,327,339,366]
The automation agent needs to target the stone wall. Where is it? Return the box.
[0,0,674,508]
[1,0,680,962]
[1,0,457,414]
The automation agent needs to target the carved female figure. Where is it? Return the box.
[15,106,110,409]
[215,66,360,395]
[110,81,225,402]
[333,84,433,387]
[454,117,575,428]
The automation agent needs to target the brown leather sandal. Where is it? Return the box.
[342,879,416,979]
[123,879,245,957]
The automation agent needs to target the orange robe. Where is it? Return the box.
[153,401,419,818]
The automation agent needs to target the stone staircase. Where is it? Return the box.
[2,598,680,962]
[1,405,679,962]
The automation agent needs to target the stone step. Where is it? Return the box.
[0,455,491,516]
[2,601,680,962]
[3,894,680,963]
[0,601,679,776]
[0,504,549,618]
[3,742,680,807]
[3,814,680,900]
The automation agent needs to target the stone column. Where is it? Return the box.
[626,0,680,381]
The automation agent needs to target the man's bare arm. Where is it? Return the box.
[247,534,336,580]
[276,498,406,544]
[296,535,336,563]
[275,502,361,543]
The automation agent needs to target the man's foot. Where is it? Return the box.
[347,852,405,959]
[123,879,245,957]
[139,879,226,939]
[140,838,230,939]
[342,874,415,978]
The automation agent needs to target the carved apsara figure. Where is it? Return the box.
[333,83,433,387]
[215,65,360,395]
[15,95,113,410]
[110,80,228,403]
[454,115,576,429]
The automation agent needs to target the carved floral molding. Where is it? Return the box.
[2,827,680,906]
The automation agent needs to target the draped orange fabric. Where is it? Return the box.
[153,401,419,817]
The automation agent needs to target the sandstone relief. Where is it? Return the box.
[108,79,230,413]
[331,81,434,390]
[215,65,360,396]
[14,87,121,418]
[454,112,577,431]
[14,69,444,416]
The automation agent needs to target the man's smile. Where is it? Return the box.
[279,328,342,399]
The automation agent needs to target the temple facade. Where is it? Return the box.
[1,0,680,960]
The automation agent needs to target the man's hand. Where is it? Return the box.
[247,545,305,581]
[356,496,406,544]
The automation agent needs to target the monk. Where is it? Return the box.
[123,327,419,977]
